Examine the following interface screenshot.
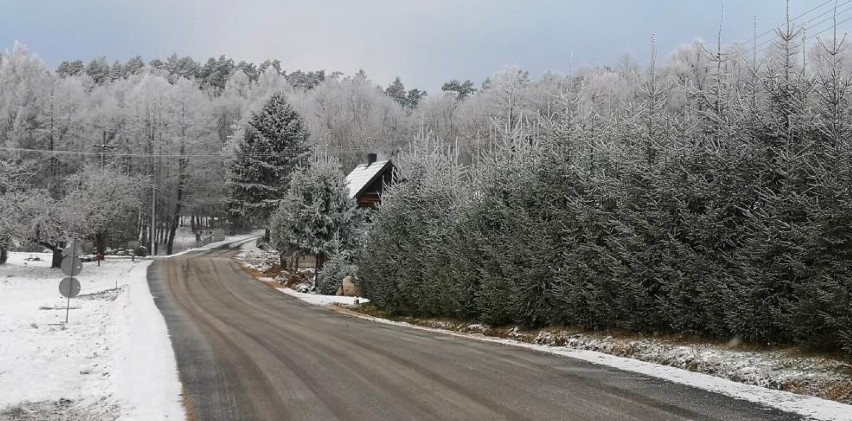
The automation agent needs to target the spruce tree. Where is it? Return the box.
[385,77,406,106]
[269,155,356,270]
[226,93,310,229]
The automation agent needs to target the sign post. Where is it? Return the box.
[60,239,83,323]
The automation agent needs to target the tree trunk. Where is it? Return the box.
[167,141,189,256]
[95,232,106,255]
[52,248,62,268]
[315,253,322,287]
[38,242,62,268]
[167,221,178,255]
[0,246,7,265]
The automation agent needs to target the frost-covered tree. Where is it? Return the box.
[125,56,145,75]
[269,154,358,270]
[358,137,471,317]
[292,75,410,170]
[61,166,142,254]
[286,69,326,91]
[405,88,427,109]
[441,79,476,100]
[226,93,311,229]
[85,57,111,85]
[316,234,358,295]
[0,160,35,264]
[385,77,407,106]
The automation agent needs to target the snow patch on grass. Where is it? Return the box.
[234,239,369,307]
[277,287,369,307]
[532,331,851,402]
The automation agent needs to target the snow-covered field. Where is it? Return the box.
[0,252,184,420]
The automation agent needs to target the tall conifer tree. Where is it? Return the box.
[226,93,310,229]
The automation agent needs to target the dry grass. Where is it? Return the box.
[281,272,310,289]
[823,381,852,402]
[262,263,283,278]
[782,378,852,402]
[241,265,263,279]
[347,303,389,318]
[182,386,197,421]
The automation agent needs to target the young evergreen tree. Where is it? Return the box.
[385,77,406,105]
[226,93,311,230]
[269,154,357,271]
[316,234,358,295]
[358,137,470,317]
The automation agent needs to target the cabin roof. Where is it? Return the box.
[345,160,392,199]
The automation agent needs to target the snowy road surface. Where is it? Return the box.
[148,242,807,421]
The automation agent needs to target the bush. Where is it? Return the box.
[316,253,357,295]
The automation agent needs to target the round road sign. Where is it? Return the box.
[59,277,81,298]
[60,256,83,277]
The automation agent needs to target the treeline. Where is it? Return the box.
[0,42,435,261]
[0,40,484,262]
[358,32,852,355]
[56,54,329,91]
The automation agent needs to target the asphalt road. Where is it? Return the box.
[148,242,802,421]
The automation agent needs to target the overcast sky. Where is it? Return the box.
[0,1,846,92]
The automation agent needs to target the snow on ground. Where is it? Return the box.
[0,252,184,420]
[277,287,369,306]
[234,234,277,271]
[234,239,369,306]
[531,331,851,403]
[164,231,260,258]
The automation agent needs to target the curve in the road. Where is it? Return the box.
[148,244,801,421]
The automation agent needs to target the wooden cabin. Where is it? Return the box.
[345,154,395,209]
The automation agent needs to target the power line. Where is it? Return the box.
[742,0,837,47]
[0,146,386,159]
[1,146,243,159]
[757,0,852,51]
[741,0,852,56]
[808,10,852,41]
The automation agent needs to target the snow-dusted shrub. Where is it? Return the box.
[316,252,357,295]
[357,137,472,317]
[270,154,359,266]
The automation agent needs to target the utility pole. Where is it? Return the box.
[97,131,116,169]
[151,184,155,257]
[100,132,107,169]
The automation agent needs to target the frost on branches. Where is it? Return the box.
[226,92,311,230]
[269,154,360,276]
